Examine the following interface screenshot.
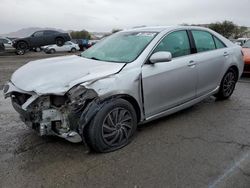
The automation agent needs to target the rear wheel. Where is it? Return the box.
[55,38,65,47]
[215,68,237,100]
[71,48,76,53]
[35,47,41,52]
[85,99,137,153]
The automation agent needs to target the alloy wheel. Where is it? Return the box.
[102,107,133,147]
[223,71,236,97]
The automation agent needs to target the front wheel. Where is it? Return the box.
[85,99,137,153]
[17,41,28,50]
[215,68,237,100]
[15,49,25,55]
[49,49,56,54]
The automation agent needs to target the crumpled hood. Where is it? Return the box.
[11,55,125,94]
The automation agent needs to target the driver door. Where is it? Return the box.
[142,30,198,118]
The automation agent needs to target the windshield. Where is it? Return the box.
[81,31,158,63]
[243,40,250,48]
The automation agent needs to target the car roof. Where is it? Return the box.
[123,25,211,33]
[35,30,59,32]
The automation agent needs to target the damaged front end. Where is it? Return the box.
[3,82,98,143]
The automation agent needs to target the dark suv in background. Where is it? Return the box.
[13,30,71,54]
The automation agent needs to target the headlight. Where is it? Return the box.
[3,84,10,94]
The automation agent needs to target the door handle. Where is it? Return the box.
[188,60,196,67]
[223,52,229,57]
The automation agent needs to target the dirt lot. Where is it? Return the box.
[0,52,250,188]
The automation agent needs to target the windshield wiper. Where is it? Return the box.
[90,57,101,61]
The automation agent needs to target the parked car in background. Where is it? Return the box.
[44,41,80,53]
[242,40,250,74]
[3,26,244,152]
[88,40,99,48]
[74,39,89,51]
[0,37,15,51]
[0,42,5,52]
[12,30,71,54]
[234,38,249,46]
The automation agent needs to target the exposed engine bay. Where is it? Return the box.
[6,84,98,143]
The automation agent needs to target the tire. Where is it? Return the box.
[15,49,25,55]
[85,99,137,153]
[55,38,65,47]
[17,41,28,50]
[49,49,56,54]
[215,68,237,100]
[35,47,41,52]
[71,48,76,53]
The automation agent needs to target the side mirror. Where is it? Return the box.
[149,51,172,64]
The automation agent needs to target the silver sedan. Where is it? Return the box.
[3,26,244,152]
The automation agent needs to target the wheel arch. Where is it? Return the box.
[98,94,142,123]
[227,65,239,81]
[79,93,142,135]
[113,94,141,123]
[15,40,29,49]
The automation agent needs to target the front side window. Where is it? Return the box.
[2,39,8,44]
[81,31,157,63]
[192,30,216,52]
[153,30,191,58]
[0,39,9,44]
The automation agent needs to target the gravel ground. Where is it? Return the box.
[0,52,250,188]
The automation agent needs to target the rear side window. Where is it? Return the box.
[192,30,216,52]
[154,30,191,58]
[213,37,226,49]
[44,31,56,35]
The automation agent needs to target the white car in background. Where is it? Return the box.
[234,38,249,46]
[0,37,15,50]
[44,41,80,53]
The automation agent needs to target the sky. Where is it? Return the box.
[0,0,250,34]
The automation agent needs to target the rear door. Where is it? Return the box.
[190,30,228,97]
[43,31,56,45]
[142,30,198,118]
